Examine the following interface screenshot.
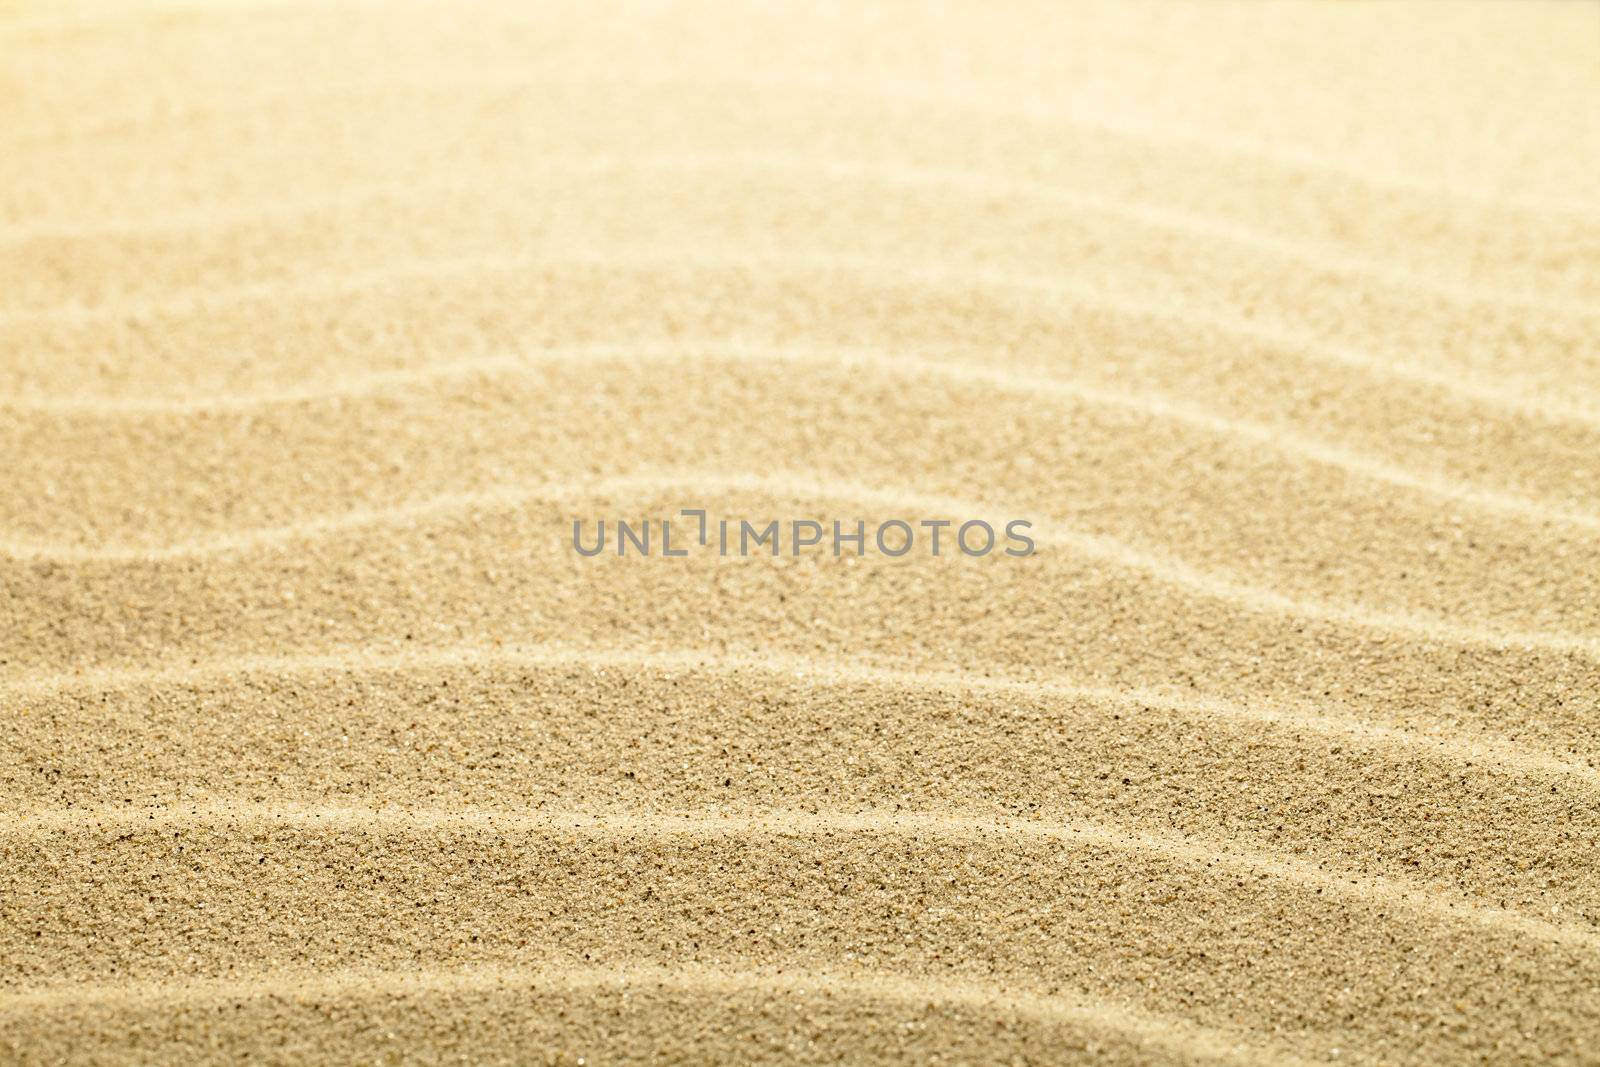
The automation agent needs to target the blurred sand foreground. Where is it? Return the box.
[3,1,1599,1063]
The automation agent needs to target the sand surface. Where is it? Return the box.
[3,1,1599,1063]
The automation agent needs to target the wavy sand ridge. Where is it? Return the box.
[3,1,1598,1064]
[0,964,1322,1067]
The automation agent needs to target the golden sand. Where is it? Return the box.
[3,1,1598,1062]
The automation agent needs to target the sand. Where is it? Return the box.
[2,1,1598,1063]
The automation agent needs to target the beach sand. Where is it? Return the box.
[2,1,1598,1062]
